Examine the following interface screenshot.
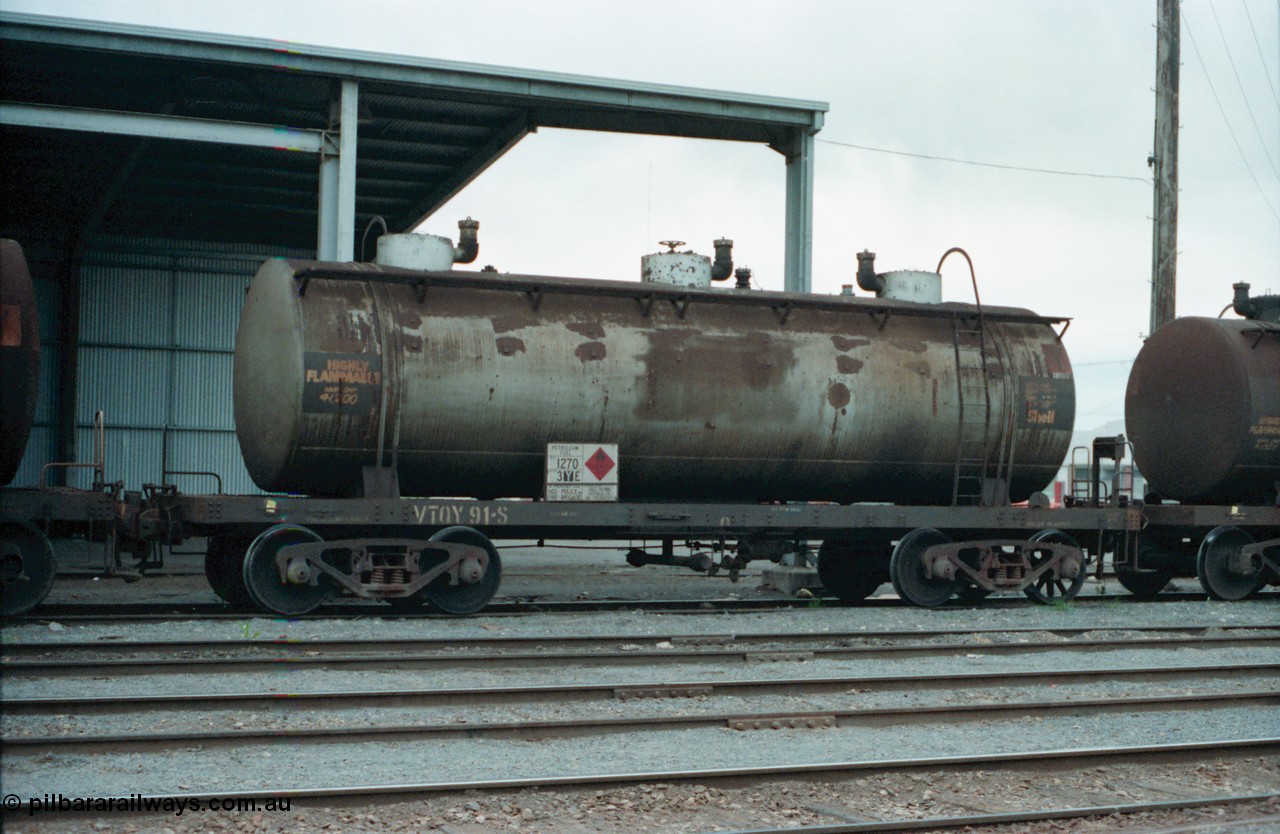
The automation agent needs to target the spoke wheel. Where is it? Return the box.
[205,535,255,609]
[890,528,958,608]
[0,521,56,617]
[1023,529,1086,604]
[241,524,330,616]
[816,539,887,604]
[423,526,502,615]
[1197,525,1263,601]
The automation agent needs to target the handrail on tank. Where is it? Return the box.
[936,247,982,313]
[162,470,224,494]
[285,264,1069,326]
[39,410,106,490]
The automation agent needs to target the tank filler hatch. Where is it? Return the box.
[641,239,733,289]
[374,218,480,271]
[855,250,942,304]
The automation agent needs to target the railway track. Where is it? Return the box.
[5,623,1275,655]
[4,629,1279,677]
[3,739,1276,814]
[15,588,1277,623]
[4,611,1277,830]
[6,689,1277,756]
[717,794,1280,834]
[4,660,1276,714]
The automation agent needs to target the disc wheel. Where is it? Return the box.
[205,534,256,610]
[1197,525,1263,601]
[816,539,887,604]
[423,526,502,615]
[1116,537,1175,600]
[1023,529,1086,604]
[0,521,56,617]
[241,524,330,616]
[1115,567,1173,599]
[890,528,959,608]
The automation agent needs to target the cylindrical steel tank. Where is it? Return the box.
[1126,316,1280,503]
[234,260,1075,502]
[0,240,40,485]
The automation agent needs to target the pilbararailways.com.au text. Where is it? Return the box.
[6,793,292,816]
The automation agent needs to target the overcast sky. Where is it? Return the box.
[10,0,1280,431]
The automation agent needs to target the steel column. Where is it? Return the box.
[316,81,359,262]
[337,80,359,262]
[783,127,815,294]
[317,154,338,261]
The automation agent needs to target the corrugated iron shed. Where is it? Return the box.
[0,12,827,490]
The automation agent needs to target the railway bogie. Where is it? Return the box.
[194,520,504,616]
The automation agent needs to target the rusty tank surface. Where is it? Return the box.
[1126,283,1280,504]
[0,240,40,485]
[234,253,1074,503]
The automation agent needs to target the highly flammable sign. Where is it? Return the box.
[545,443,619,502]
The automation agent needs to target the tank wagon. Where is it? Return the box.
[8,229,1269,616]
[0,240,40,486]
[1121,282,1280,600]
[0,239,62,616]
[233,245,1072,505]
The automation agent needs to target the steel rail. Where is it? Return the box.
[716,793,1280,834]
[3,661,1276,715]
[5,689,1276,756]
[4,623,1275,658]
[5,633,1277,677]
[4,738,1277,814]
[15,590,1272,622]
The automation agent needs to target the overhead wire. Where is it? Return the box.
[1239,0,1280,109]
[815,138,1152,184]
[1208,0,1280,182]
[1184,10,1280,222]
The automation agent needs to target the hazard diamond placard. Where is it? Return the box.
[545,443,619,502]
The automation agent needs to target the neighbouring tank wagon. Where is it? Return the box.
[1126,284,1280,505]
[1121,281,1280,600]
[0,239,40,486]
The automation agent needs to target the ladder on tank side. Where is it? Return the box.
[950,315,1014,506]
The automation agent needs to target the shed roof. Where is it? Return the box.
[0,12,827,251]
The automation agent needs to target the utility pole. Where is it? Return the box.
[1149,0,1180,334]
